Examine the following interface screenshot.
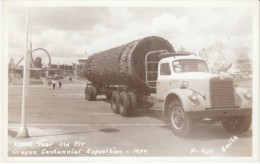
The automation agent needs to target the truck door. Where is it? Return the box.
[156,63,172,99]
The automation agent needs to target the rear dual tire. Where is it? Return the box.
[85,87,89,100]
[119,92,131,117]
[85,86,97,101]
[128,92,137,116]
[111,91,120,114]
[110,91,137,117]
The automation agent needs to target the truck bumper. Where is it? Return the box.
[186,108,252,119]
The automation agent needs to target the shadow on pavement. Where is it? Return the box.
[9,128,121,138]
[25,130,98,138]
[99,128,119,132]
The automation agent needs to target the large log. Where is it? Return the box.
[84,36,175,92]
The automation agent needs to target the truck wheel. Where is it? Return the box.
[88,87,94,101]
[119,91,131,117]
[88,86,97,101]
[168,99,192,137]
[128,92,137,116]
[106,93,112,100]
[221,115,252,133]
[111,91,120,114]
[85,87,89,100]
[86,87,93,101]
[91,86,97,101]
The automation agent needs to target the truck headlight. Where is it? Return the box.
[244,88,252,100]
[189,92,197,101]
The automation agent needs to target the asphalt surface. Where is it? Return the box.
[8,83,252,158]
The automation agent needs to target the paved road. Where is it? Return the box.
[8,84,252,158]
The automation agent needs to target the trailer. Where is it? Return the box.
[84,36,252,137]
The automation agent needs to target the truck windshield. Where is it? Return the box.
[172,59,209,73]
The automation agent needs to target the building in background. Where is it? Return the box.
[77,57,88,77]
[8,57,77,82]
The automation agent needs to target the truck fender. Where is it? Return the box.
[234,87,252,108]
[163,88,206,117]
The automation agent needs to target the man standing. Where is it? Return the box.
[48,80,51,90]
[58,81,62,89]
[52,80,56,90]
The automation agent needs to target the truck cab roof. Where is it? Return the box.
[159,54,205,63]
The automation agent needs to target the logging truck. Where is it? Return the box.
[84,36,252,137]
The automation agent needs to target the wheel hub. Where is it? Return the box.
[171,106,184,129]
[229,118,239,130]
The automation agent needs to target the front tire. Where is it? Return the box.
[168,99,192,137]
[221,115,251,133]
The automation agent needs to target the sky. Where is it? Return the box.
[7,4,255,65]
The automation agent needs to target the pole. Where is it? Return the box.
[17,7,30,138]
[26,40,32,94]
[27,19,32,88]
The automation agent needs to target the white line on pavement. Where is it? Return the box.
[9,123,169,127]
[26,94,85,96]
[82,113,116,115]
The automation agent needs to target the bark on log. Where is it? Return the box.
[84,36,175,92]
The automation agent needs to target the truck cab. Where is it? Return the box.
[152,52,252,137]
[157,55,209,100]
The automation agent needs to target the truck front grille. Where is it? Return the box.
[210,77,235,108]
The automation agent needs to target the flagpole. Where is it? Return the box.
[17,7,30,138]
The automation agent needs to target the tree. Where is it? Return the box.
[214,42,225,62]
[198,48,209,61]
[235,46,250,60]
